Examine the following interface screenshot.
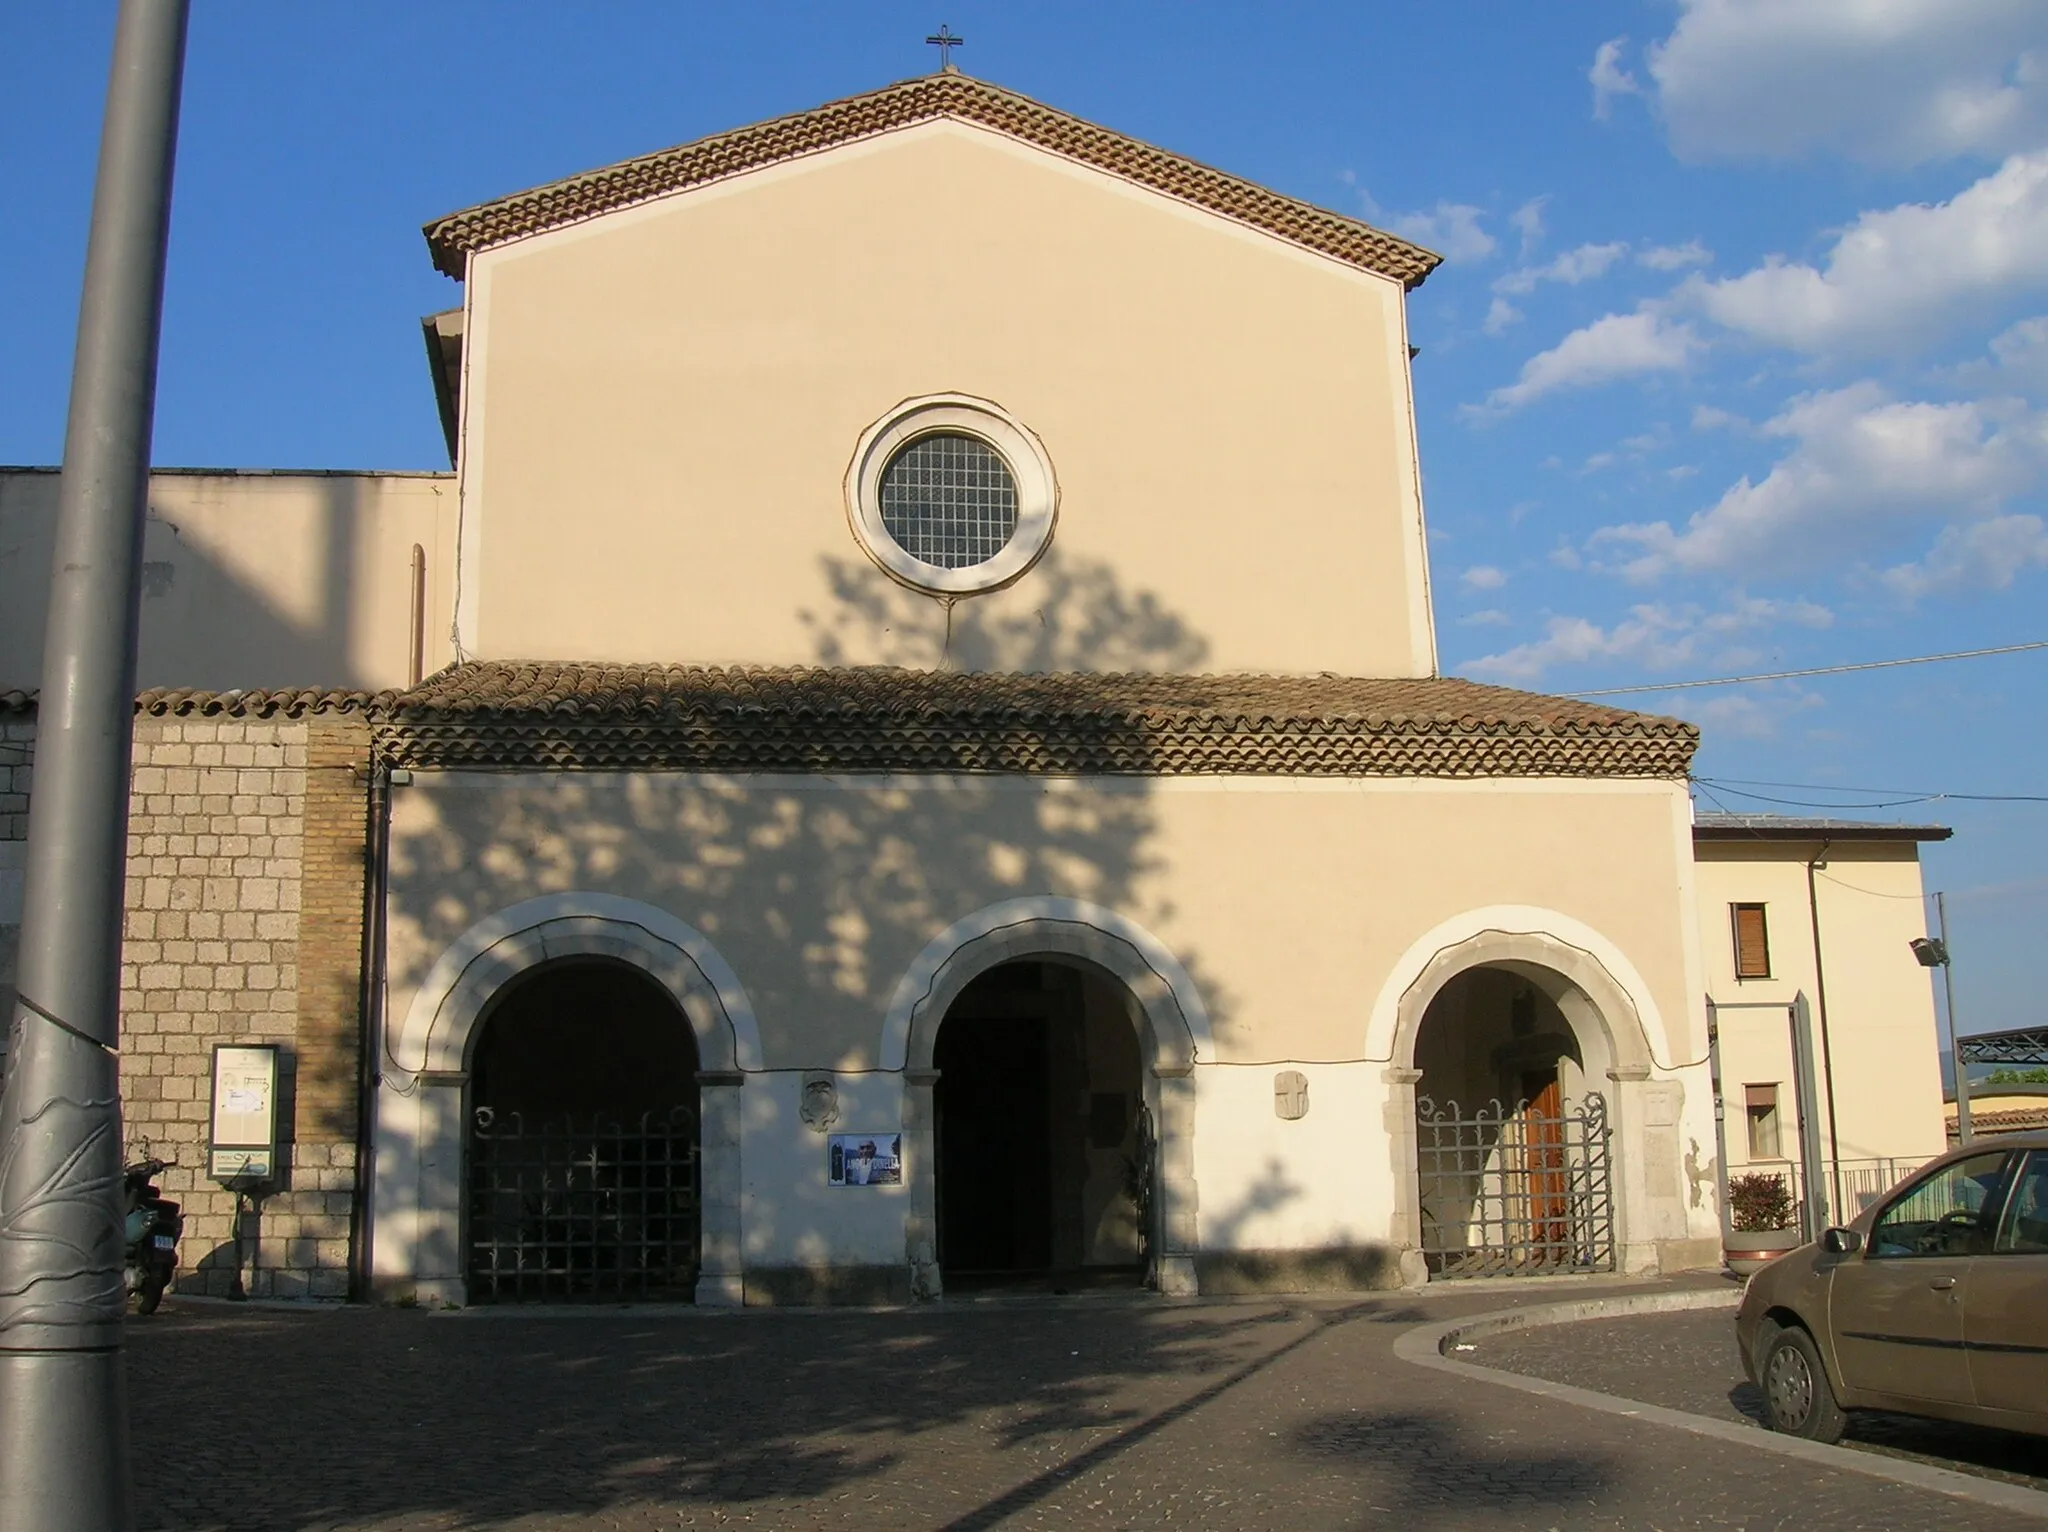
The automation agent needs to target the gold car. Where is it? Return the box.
[1735,1131,2048,1443]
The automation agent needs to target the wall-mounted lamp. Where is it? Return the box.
[1909,936,1949,968]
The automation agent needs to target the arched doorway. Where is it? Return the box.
[1410,962,1616,1278]
[467,958,700,1301]
[933,960,1149,1291]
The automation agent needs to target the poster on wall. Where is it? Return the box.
[827,1134,903,1187]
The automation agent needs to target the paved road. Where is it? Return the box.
[125,1284,2036,1530]
[1473,1306,2048,1494]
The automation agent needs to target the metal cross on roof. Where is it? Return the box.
[926,24,964,70]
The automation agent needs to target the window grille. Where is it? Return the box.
[879,433,1018,569]
[1732,903,1771,979]
[469,1105,699,1302]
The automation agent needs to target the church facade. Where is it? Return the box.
[5,71,1825,1303]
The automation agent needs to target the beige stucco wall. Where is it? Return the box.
[385,774,1700,1070]
[1695,839,1948,1179]
[456,120,1436,677]
[379,771,1718,1276]
[0,469,457,694]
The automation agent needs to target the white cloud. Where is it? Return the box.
[1590,37,1646,121]
[1462,564,1508,590]
[1495,241,1631,295]
[1386,201,1497,263]
[1682,150,2048,358]
[1463,593,1830,684]
[1591,382,2048,578]
[1675,685,1826,741]
[1691,403,1749,432]
[1943,314,2048,391]
[1483,296,1523,335]
[1477,309,1702,413]
[1459,608,1512,627]
[1645,0,2048,167]
[1510,196,1550,258]
[1877,513,2048,598]
[1640,240,1713,271]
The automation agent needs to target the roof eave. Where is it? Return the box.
[420,72,1442,288]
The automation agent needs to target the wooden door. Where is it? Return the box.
[1521,1073,1568,1261]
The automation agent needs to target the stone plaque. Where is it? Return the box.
[1274,1069,1309,1120]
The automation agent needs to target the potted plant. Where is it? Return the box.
[1724,1172,1802,1276]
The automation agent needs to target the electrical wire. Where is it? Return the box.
[1693,778,2048,809]
[1568,638,2048,697]
[1696,775,2048,804]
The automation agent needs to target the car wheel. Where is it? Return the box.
[1760,1326,1846,1443]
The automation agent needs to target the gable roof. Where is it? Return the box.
[422,71,1442,288]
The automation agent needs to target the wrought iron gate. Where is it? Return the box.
[1416,1092,1614,1278]
[1130,1103,1156,1282]
[468,1104,700,1301]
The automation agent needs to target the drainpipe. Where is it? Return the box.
[1805,843,1845,1218]
[348,758,392,1299]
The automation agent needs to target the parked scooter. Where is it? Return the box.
[122,1156,182,1314]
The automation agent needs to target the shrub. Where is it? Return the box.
[1728,1172,1794,1232]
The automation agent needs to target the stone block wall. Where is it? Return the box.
[0,708,372,1301]
[0,716,30,1036]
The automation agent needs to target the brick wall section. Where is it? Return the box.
[296,716,372,1146]
[0,717,30,1042]
[108,714,367,1298]
[1,710,374,1300]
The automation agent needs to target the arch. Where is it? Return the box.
[880,897,1209,1074]
[1363,906,1665,1075]
[370,893,755,1307]
[392,892,762,1079]
[882,898,1207,1297]
[1370,911,1673,1282]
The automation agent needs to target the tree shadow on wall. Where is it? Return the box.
[382,552,1253,1263]
[799,550,1212,674]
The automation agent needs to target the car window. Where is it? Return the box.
[1869,1151,2011,1258]
[1994,1151,2048,1255]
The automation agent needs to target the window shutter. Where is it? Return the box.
[1732,904,1770,979]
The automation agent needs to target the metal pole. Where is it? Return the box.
[1804,850,1846,1223]
[0,5,188,1528]
[1705,999,1732,1242]
[1789,993,1830,1240]
[1941,893,1972,1143]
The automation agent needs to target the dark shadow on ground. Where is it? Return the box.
[1728,1382,2048,1488]
[125,1299,1396,1530]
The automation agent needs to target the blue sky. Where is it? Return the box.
[5,3,2045,1040]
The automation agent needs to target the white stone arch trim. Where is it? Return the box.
[879,897,1211,1073]
[393,892,763,1077]
[882,897,1207,1296]
[372,893,756,1306]
[1363,905,1670,1074]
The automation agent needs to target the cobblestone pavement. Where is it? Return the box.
[125,1285,2037,1531]
[1473,1307,2048,1493]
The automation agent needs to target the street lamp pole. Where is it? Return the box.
[0,4,189,1527]
[1939,892,1972,1142]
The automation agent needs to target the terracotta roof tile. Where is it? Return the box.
[375,662,1696,778]
[422,72,1440,288]
[4,665,1698,778]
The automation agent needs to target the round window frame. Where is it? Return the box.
[846,394,1058,595]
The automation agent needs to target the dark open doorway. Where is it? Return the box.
[934,960,1148,1291]
[467,959,700,1301]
